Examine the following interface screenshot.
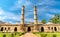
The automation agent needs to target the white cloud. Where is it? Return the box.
[25,18,34,22]
[0,8,4,15]
[46,13,54,18]
[49,9,60,13]
[10,0,32,10]
[38,0,57,6]
[36,0,60,14]
[0,7,20,23]
[2,0,59,23]
[37,5,60,14]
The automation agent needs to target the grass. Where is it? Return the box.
[33,32,60,37]
[0,32,26,37]
[1,32,60,37]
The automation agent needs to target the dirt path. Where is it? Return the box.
[20,32,37,37]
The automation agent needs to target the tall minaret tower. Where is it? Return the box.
[34,5,38,32]
[20,5,25,32]
[34,5,37,24]
[21,5,24,25]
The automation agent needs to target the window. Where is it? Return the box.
[5,27,6,30]
[51,27,53,30]
[8,27,10,30]
[48,27,50,30]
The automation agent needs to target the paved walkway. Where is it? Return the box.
[20,32,37,37]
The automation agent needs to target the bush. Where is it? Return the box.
[32,32,40,34]
[3,34,6,37]
[40,33,47,37]
[53,34,56,37]
[20,32,25,36]
[11,33,14,37]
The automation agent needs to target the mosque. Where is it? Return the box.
[0,5,60,32]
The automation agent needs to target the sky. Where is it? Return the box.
[0,0,60,24]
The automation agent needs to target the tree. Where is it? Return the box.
[49,14,60,24]
[41,19,46,24]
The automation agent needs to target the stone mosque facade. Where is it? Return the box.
[0,5,60,32]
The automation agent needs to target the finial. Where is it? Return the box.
[22,5,24,7]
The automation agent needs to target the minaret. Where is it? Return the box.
[21,5,24,25]
[34,5,38,32]
[34,5,37,24]
[20,5,25,32]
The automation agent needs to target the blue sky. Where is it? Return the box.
[0,0,60,24]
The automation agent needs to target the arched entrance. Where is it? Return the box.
[1,27,3,31]
[27,27,31,32]
[41,27,44,32]
[54,27,57,31]
[14,27,17,32]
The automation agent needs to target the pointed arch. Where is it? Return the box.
[14,27,17,32]
[1,27,3,31]
[28,27,31,32]
[54,27,57,31]
[41,27,44,32]
[5,27,6,30]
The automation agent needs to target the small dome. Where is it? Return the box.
[16,22,20,24]
[38,22,43,24]
[47,22,53,24]
[5,22,10,25]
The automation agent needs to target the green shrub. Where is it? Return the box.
[3,34,6,37]
[11,33,14,37]
[18,32,26,36]
[40,33,47,37]
[53,34,56,37]
[32,32,40,34]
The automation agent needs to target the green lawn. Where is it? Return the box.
[33,32,60,37]
[0,32,25,37]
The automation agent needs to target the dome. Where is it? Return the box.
[4,22,10,25]
[15,22,20,24]
[47,22,54,24]
[38,22,43,24]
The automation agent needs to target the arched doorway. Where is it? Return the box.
[54,27,57,31]
[1,27,3,31]
[27,27,31,32]
[41,27,44,32]
[14,27,17,32]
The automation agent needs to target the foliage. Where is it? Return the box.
[41,19,46,24]
[19,32,26,36]
[33,32,60,37]
[0,32,25,37]
[40,33,47,37]
[3,34,6,37]
[11,33,14,37]
[49,14,60,24]
[53,34,56,37]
